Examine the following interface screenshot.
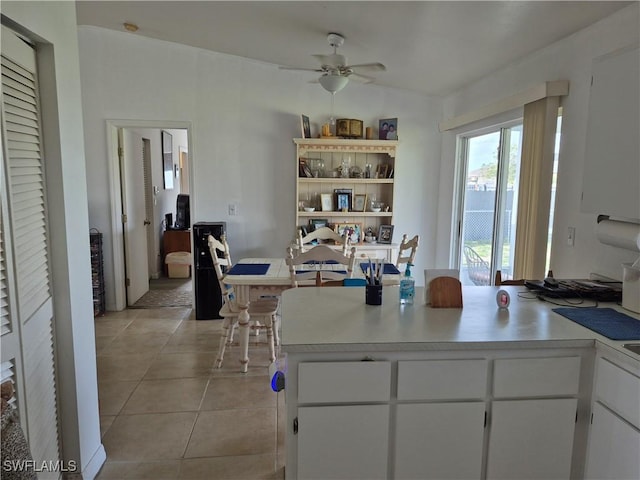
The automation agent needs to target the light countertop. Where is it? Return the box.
[280,286,640,361]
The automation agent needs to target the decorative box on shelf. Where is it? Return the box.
[336,118,364,138]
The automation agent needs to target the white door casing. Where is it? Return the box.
[120,128,149,305]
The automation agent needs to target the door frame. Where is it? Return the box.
[106,119,193,310]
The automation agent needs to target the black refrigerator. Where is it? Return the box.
[192,221,226,320]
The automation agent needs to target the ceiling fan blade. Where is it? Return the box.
[348,62,386,72]
[348,72,375,84]
[279,66,324,72]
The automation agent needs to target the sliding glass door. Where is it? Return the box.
[456,123,523,286]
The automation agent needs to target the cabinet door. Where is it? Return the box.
[394,402,485,480]
[297,404,389,480]
[487,398,577,480]
[585,402,640,480]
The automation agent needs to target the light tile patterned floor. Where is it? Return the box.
[94,306,285,479]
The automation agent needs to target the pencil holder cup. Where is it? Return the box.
[365,284,383,305]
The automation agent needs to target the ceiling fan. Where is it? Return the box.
[280,33,386,93]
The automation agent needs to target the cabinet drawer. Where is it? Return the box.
[298,361,391,404]
[594,357,640,429]
[397,360,488,400]
[493,356,580,398]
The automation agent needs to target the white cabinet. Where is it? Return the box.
[585,402,640,480]
[395,402,485,480]
[487,398,578,480]
[293,361,391,479]
[487,356,581,480]
[298,404,389,480]
[285,352,587,480]
[394,360,488,479]
[294,138,398,246]
[585,355,640,480]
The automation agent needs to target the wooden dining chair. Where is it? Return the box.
[297,226,350,255]
[208,235,280,367]
[396,234,420,270]
[286,244,357,287]
[494,270,525,286]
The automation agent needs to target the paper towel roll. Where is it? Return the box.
[596,219,640,251]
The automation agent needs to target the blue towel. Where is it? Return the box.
[553,307,640,340]
[226,263,269,275]
[359,262,401,275]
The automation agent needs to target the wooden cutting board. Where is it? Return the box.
[429,277,463,308]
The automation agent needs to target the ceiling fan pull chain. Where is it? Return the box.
[330,93,336,126]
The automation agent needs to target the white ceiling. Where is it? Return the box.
[75,1,631,97]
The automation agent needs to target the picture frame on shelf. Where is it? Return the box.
[378,224,394,244]
[309,218,329,231]
[334,223,363,244]
[353,194,367,212]
[299,159,313,178]
[320,194,333,212]
[376,164,389,179]
[301,115,311,138]
[378,118,398,140]
[334,188,353,211]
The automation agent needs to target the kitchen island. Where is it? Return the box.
[280,285,640,480]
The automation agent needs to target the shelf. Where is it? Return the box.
[299,211,392,217]
[295,137,397,234]
[298,177,393,184]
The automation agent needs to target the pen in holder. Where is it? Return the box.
[365,283,383,305]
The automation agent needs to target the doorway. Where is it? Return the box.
[107,120,193,311]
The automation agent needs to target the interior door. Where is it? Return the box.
[1,24,60,468]
[120,128,149,305]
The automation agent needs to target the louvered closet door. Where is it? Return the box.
[1,25,60,475]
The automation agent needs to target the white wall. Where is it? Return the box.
[78,26,442,309]
[2,2,105,478]
[439,4,640,280]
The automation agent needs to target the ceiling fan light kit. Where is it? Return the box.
[319,74,349,94]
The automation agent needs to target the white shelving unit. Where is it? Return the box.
[294,138,399,261]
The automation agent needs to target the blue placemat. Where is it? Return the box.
[553,307,640,340]
[359,262,401,275]
[296,270,347,275]
[226,263,269,275]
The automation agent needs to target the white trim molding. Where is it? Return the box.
[440,81,569,132]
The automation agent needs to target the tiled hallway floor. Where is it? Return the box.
[94,306,284,479]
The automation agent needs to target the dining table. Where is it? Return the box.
[223,257,401,372]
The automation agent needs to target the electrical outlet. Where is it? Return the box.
[567,227,575,246]
[228,203,238,216]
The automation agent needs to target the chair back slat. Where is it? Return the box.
[396,234,420,269]
[298,226,350,255]
[286,244,356,287]
[207,234,238,310]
